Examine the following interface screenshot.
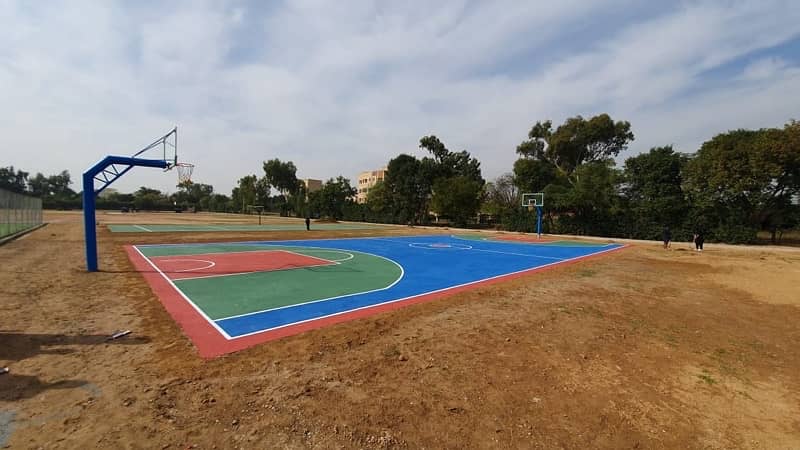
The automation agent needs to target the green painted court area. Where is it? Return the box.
[108,223,383,233]
[137,243,401,319]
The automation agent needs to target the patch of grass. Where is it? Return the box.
[382,345,400,358]
[697,371,717,385]
[576,269,597,278]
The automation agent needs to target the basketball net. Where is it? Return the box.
[175,162,194,184]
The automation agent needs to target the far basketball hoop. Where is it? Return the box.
[521,192,544,209]
[521,192,545,238]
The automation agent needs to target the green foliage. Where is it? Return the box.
[483,173,519,217]
[684,123,800,243]
[174,182,214,210]
[555,161,623,235]
[622,146,690,239]
[308,176,357,220]
[231,175,258,213]
[517,114,634,180]
[512,158,560,193]
[262,159,299,195]
[365,180,392,221]
[373,136,485,225]
[430,176,484,227]
[419,135,484,183]
[0,166,29,193]
[207,193,232,212]
[383,154,431,224]
[133,186,169,211]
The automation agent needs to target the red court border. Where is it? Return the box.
[126,243,629,358]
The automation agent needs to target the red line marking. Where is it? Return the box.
[151,250,335,280]
[126,244,629,358]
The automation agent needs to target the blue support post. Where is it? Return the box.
[83,172,99,271]
[83,156,168,271]
[536,206,543,238]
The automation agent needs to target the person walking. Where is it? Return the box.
[305,217,311,231]
[694,230,705,252]
[662,226,672,249]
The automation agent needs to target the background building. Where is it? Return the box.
[302,178,322,195]
[356,168,387,203]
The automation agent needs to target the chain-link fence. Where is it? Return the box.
[0,188,43,239]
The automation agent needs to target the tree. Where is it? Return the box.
[483,173,519,217]
[309,176,356,220]
[231,175,258,213]
[413,135,486,225]
[685,122,800,243]
[365,180,390,220]
[207,193,231,212]
[27,173,49,197]
[133,186,168,211]
[430,176,484,226]
[512,158,561,193]
[560,161,623,235]
[174,182,214,210]
[0,166,29,193]
[622,146,689,239]
[419,135,483,183]
[383,154,431,224]
[262,159,299,195]
[516,114,634,182]
[47,170,74,197]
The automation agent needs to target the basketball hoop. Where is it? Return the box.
[175,162,194,184]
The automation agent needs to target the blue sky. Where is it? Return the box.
[1,0,799,195]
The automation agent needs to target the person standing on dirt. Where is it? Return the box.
[662,226,672,249]
[305,217,311,231]
[694,230,705,252]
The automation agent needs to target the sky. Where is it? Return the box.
[1,0,799,195]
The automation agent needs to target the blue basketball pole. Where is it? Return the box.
[536,205,543,238]
[83,156,168,271]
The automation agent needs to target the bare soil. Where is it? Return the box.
[1,211,799,449]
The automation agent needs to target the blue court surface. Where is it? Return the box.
[129,234,625,357]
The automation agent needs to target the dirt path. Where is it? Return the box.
[1,212,799,449]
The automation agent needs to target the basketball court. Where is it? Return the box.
[126,235,625,357]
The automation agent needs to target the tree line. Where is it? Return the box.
[2,116,797,244]
[494,116,799,244]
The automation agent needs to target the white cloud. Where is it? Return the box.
[740,57,790,81]
[0,0,799,195]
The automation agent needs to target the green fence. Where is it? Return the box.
[0,188,43,239]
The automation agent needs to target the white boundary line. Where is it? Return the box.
[468,247,564,260]
[133,224,153,232]
[171,261,339,281]
[297,249,355,262]
[159,258,216,272]
[224,244,628,339]
[163,250,339,282]
[146,248,354,282]
[132,245,233,339]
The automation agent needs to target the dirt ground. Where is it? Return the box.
[1,210,799,449]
